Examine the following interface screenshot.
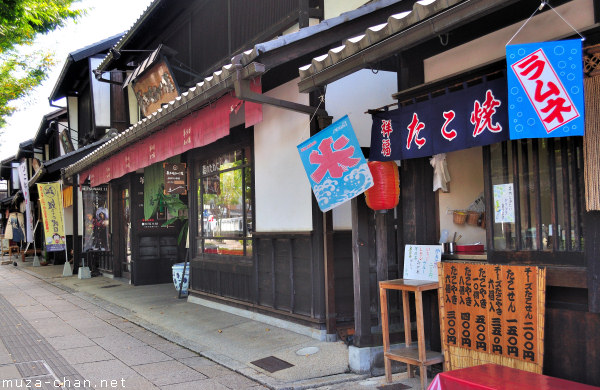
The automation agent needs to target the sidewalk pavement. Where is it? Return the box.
[9,258,428,389]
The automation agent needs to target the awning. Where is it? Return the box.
[29,138,108,186]
[298,0,519,93]
[73,72,263,187]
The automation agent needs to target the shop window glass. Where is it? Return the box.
[489,137,583,252]
[197,147,253,256]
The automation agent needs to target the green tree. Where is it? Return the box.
[0,0,83,129]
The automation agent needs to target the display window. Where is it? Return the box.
[196,146,253,256]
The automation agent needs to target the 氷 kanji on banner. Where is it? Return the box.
[297,115,373,211]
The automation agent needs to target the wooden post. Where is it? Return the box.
[376,210,389,283]
[352,196,372,347]
[380,283,392,382]
[313,111,336,338]
[376,210,389,329]
[585,211,600,313]
[323,210,336,338]
[72,175,80,275]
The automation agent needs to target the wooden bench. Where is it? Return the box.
[1,236,19,258]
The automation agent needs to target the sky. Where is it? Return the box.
[0,0,154,161]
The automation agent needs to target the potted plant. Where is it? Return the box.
[161,195,188,245]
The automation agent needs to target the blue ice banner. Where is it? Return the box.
[370,77,509,161]
[506,39,584,139]
[297,115,373,212]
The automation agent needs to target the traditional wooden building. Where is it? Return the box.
[298,0,600,385]
[62,0,415,343]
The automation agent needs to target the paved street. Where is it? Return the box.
[0,264,265,390]
[0,261,429,390]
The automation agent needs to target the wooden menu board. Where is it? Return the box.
[438,263,546,374]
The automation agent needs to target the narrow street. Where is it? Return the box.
[0,263,265,390]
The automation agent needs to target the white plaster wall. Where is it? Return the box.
[127,84,139,125]
[89,57,111,128]
[325,69,398,229]
[63,186,83,236]
[325,0,369,20]
[67,96,78,149]
[438,148,487,247]
[425,0,594,82]
[64,205,73,235]
[254,78,313,232]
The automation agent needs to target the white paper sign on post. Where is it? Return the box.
[403,245,443,282]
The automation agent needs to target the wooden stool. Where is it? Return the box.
[379,279,443,390]
[9,245,20,259]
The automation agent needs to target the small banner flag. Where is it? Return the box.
[506,39,584,139]
[37,182,66,252]
[297,115,373,212]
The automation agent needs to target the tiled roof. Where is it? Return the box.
[296,0,518,92]
[63,62,263,177]
[298,0,461,83]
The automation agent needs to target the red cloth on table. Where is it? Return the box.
[428,364,600,390]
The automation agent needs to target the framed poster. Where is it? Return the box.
[82,185,110,252]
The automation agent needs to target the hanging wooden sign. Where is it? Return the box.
[132,58,180,118]
[438,262,546,374]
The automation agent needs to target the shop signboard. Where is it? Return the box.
[132,59,180,118]
[439,263,546,374]
[506,39,584,139]
[297,115,373,212]
[163,162,187,195]
[60,128,74,153]
[82,185,110,252]
[37,182,66,252]
[370,78,509,161]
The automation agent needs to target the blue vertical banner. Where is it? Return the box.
[297,115,373,212]
[506,39,584,139]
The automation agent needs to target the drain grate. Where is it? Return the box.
[250,356,294,373]
[100,284,120,288]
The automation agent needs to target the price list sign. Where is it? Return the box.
[439,263,546,374]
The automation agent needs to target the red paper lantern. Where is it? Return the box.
[365,161,400,210]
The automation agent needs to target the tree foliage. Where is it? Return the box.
[0,0,83,129]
